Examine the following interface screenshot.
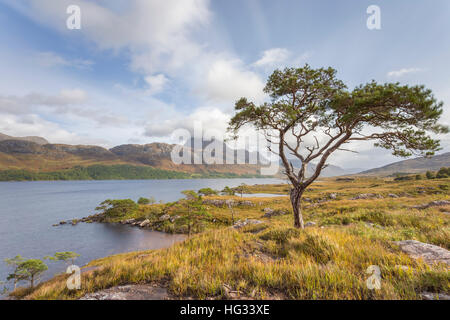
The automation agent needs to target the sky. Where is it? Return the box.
[0,0,449,170]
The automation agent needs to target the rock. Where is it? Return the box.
[121,218,136,225]
[412,200,450,210]
[159,214,170,222]
[421,292,450,300]
[305,221,316,227]
[221,284,241,299]
[239,200,255,207]
[52,224,59,227]
[329,193,337,200]
[169,215,180,223]
[388,193,399,198]
[59,221,67,225]
[262,208,288,218]
[303,197,312,202]
[80,285,170,300]
[232,219,263,229]
[351,193,382,200]
[139,219,150,227]
[395,240,450,266]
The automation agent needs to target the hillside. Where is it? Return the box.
[0,134,266,179]
[360,152,450,176]
[0,133,48,145]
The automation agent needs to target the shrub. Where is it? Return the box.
[293,235,337,264]
[259,227,300,244]
[95,199,138,219]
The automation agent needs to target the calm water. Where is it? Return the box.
[0,178,284,292]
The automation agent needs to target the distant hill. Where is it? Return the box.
[0,132,48,145]
[0,135,266,179]
[360,152,450,176]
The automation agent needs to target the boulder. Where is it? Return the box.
[351,193,382,200]
[139,219,150,228]
[412,200,450,210]
[232,219,263,229]
[262,208,288,218]
[388,193,399,198]
[159,214,170,222]
[305,221,316,227]
[395,240,450,266]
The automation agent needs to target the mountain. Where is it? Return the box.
[0,133,48,145]
[0,134,264,176]
[359,152,450,176]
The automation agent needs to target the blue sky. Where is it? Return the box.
[0,0,449,169]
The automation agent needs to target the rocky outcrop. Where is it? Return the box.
[412,200,450,210]
[203,199,255,208]
[350,193,383,200]
[232,219,263,229]
[262,208,288,218]
[80,284,170,300]
[395,240,450,266]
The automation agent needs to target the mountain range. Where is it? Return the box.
[0,133,447,178]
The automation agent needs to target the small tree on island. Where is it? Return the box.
[228,65,448,229]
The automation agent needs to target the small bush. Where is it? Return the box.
[259,227,300,244]
[293,235,337,264]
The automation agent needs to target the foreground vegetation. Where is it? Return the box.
[0,164,265,181]
[13,176,450,300]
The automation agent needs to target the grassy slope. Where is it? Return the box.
[20,177,450,300]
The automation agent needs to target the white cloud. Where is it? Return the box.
[200,58,266,103]
[144,74,169,95]
[387,67,424,78]
[253,48,290,67]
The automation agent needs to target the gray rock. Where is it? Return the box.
[169,215,180,223]
[388,193,399,198]
[263,208,288,218]
[305,221,316,227]
[421,292,450,300]
[139,219,151,227]
[80,285,170,300]
[329,193,337,200]
[412,200,450,210]
[351,193,382,200]
[232,219,263,229]
[395,240,450,266]
[159,214,170,222]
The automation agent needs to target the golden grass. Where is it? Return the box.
[19,176,450,300]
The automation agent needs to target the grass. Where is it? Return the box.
[14,176,450,300]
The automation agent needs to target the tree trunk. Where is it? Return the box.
[290,187,304,229]
[30,276,34,288]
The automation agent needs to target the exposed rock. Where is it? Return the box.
[169,215,180,223]
[221,284,241,299]
[232,219,263,229]
[412,200,450,210]
[351,193,382,200]
[59,221,66,225]
[388,193,399,198]
[203,199,255,208]
[80,285,170,300]
[395,240,450,266]
[139,219,151,227]
[328,193,337,200]
[305,221,316,227]
[262,208,288,218]
[421,292,450,300]
[121,218,136,225]
[159,214,170,222]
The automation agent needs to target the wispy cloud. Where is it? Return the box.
[35,51,94,69]
[387,67,424,78]
[253,48,290,67]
